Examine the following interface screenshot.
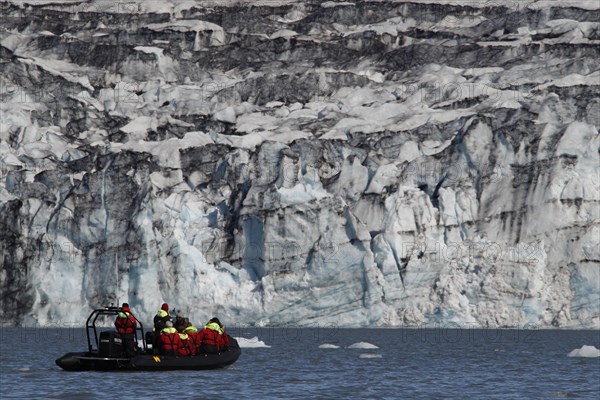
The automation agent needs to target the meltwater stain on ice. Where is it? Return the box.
[319,344,341,349]
[347,342,379,349]
[567,345,600,358]
[234,337,271,348]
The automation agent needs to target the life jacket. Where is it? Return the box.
[185,327,201,356]
[205,322,224,334]
[161,326,178,334]
[177,333,190,356]
[159,327,181,355]
[115,311,137,335]
[157,310,168,318]
[153,309,171,331]
[199,322,225,351]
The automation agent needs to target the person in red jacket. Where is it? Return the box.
[177,331,191,356]
[159,320,182,356]
[183,323,201,356]
[114,303,138,357]
[198,317,229,353]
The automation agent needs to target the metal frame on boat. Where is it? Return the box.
[85,306,148,353]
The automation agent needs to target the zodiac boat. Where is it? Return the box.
[55,306,241,371]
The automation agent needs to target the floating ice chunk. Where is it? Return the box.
[347,342,379,349]
[567,345,600,358]
[235,337,271,348]
[319,344,340,349]
[359,354,382,359]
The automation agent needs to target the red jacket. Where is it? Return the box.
[159,328,182,355]
[198,323,229,351]
[115,310,137,334]
[177,333,191,356]
[186,331,201,356]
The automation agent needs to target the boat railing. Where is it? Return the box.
[85,306,147,354]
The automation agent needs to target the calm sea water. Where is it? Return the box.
[0,327,598,399]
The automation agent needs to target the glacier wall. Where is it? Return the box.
[0,0,598,328]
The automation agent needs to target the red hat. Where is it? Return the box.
[161,303,169,311]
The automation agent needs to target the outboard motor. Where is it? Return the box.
[99,331,123,357]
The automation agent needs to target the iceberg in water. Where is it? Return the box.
[359,354,382,359]
[234,337,271,348]
[318,344,341,349]
[347,342,379,349]
[567,345,600,358]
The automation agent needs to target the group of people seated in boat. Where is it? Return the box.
[114,302,229,357]
[153,303,230,356]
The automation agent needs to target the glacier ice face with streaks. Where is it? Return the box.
[0,0,598,328]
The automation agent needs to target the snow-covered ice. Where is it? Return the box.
[235,337,272,349]
[319,344,341,349]
[359,354,383,359]
[347,342,380,350]
[567,345,600,358]
[0,0,598,329]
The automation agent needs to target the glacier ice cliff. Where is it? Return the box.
[0,0,598,328]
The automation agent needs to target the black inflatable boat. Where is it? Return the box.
[56,306,241,371]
